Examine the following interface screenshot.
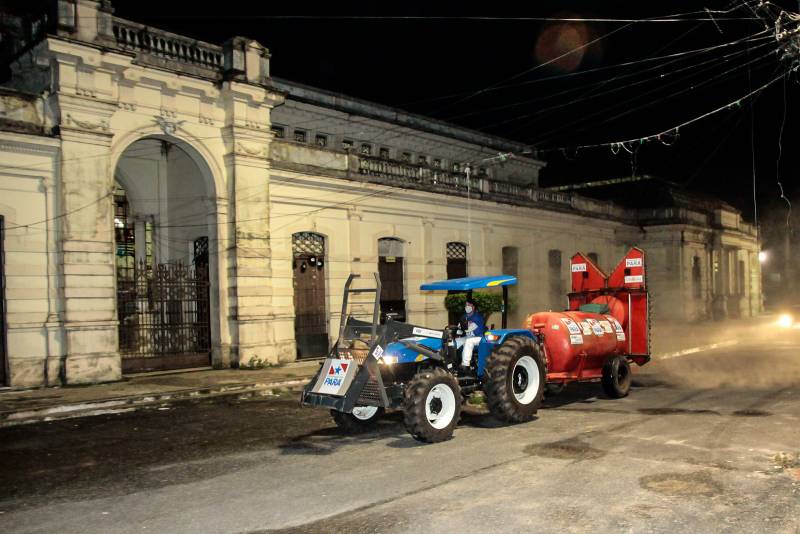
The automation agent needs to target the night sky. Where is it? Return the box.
[110,0,800,228]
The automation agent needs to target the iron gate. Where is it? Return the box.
[118,260,211,372]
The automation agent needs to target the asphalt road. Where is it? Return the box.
[1,333,799,533]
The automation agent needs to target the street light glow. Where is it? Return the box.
[777,313,794,329]
[759,251,768,263]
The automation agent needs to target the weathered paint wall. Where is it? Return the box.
[0,131,61,387]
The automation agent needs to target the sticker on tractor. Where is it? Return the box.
[551,324,560,330]
[586,319,605,336]
[606,316,625,334]
[569,334,584,345]
[412,327,443,339]
[312,358,357,396]
[561,318,581,335]
[625,275,644,283]
[599,320,614,333]
[580,322,593,335]
[626,258,643,268]
[372,345,384,358]
[571,263,587,272]
[616,332,626,342]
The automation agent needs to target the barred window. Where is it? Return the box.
[294,129,307,143]
[292,232,325,258]
[271,125,285,139]
[447,242,467,260]
[315,134,328,148]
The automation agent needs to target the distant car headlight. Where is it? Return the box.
[484,332,500,342]
[777,313,794,329]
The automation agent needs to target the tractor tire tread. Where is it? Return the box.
[484,336,545,423]
[403,368,461,443]
[601,356,631,398]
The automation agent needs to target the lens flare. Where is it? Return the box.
[777,314,794,328]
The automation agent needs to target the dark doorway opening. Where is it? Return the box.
[378,238,405,323]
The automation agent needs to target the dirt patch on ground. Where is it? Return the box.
[638,407,721,416]
[524,437,606,461]
[640,471,722,497]
[0,388,348,506]
[731,409,772,417]
[258,509,410,534]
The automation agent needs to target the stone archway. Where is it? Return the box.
[113,137,219,372]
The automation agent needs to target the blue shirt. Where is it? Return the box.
[461,310,486,337]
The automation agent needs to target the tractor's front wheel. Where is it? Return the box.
[601,356,631,398]
[403,368,462,443]
[331,406,385,433]
[484,336,546,423]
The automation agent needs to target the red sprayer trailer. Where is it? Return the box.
[525,247,650,397]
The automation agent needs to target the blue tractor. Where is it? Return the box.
[300,273,546,443]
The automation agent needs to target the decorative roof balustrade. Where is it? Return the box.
[353,153,576,210]
[111,17,224,75]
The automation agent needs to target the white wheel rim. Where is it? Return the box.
[512,355,540,405]
[425,383,456,430]
[351,406,379,421]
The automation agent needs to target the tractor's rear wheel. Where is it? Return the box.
[403,368,461,443]
[484,337,546,423]
[484,336,545,423]
[331,406,385,433]
[601,356,631,398]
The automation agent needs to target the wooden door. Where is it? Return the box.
[293,233,328,358]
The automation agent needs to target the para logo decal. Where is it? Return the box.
[315,358,356,396]
[323,361,349,389]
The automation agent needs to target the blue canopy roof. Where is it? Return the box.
[420,275,518,291]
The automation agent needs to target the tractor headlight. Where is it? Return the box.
[777,313,794,329]
[484,332,500,342]
[379,355,398,365]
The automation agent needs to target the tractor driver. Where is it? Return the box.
[456,298,486,370]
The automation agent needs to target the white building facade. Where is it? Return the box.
[0,1,761,387]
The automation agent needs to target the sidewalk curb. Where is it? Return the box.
[0,377,313,429]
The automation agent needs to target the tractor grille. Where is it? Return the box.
[357,376,382,404]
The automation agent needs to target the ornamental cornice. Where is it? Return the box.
[234,141,268,158]
[0,137,60,157]
[64,113,110,132]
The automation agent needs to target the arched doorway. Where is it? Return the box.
[113,138,217,372]
[292,232,327,358]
